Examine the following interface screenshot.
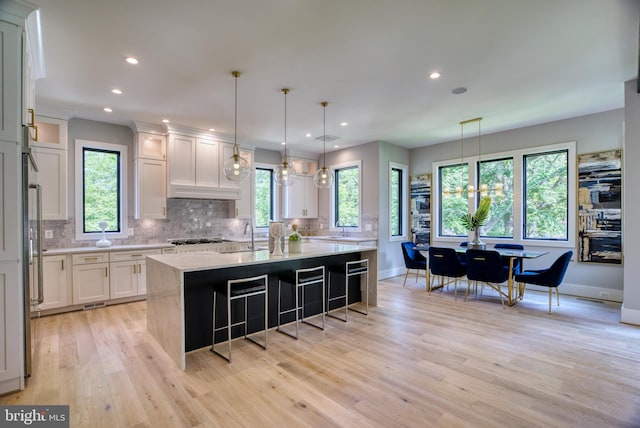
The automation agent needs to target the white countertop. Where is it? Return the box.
[43,243,174,255]
[147,242,377,273]
[305,236,377,243]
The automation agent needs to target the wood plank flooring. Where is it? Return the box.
[2,275,640,427]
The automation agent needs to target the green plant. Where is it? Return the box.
[461,197,492,231]
[289,224,302,241]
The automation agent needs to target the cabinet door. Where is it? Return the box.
[31,147,67,220]
[168,134,196,187]
[282,180,304,218]
[302,176,318,218]
[137,260,147,295]
[135,159,166,219]
[0,262,21,391]
[0,21,21,142]
[40,255,69,310]
[72,263,110,305]
[195,138,219,188]
[0,144,20,260]
[136,132,166,160]
[110,261,138,299]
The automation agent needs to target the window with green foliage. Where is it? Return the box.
[433,142,574,244]
[389,163,407,238]
[75,139,128,240]
[255,167,274,228]
[439,163,469,236]
[478,157,514,237]
[333,162,360,229]
[82,148,121,232]
[524,150,568,240]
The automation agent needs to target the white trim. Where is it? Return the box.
[432,141,576,248]
[389,161,408,242]
[330,160,362,232]
[621,304,640,326]
[254,162,279,227]
[75,139,128,241]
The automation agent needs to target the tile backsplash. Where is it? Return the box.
[42,198,378,249]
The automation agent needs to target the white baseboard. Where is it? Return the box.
[621,304,640,326]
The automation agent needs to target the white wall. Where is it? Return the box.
[622,80,640,324]
[410,109,625,302]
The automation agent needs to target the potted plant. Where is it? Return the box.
[288,224,302,253]
[461,196,491,249]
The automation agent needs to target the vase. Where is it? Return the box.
[288,240,302,253]
[468,227,486,250]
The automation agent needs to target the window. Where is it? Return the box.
[433,142,575,246]
[332,161,361,230]
[479,157,514,238]
[389,162,408,239]
[75,139,127,240]
[439,163,469,236]
[524,150,568,240]
[255,166,274,228]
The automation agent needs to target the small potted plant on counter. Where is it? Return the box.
[288,224,302,253]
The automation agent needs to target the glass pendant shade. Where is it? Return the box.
[223,70,250,182]
[313,165,333,188]
[314,101,334,189]
[275,88,296,186]
[223,144,250,181]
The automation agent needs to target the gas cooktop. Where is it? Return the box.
[168,238,228,245]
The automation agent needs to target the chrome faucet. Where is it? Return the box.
[243,220,254,250]
[336,220,346,236]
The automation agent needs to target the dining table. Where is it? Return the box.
[415,244,548,305]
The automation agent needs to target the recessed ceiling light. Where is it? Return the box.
[305,133,312,138]
[340,122,348,127]
[126,57,138,65]
[451,87,468,95]
[281,141,286,145]
[162,119,170,123]
[334,145,339,148]
[209,128,215,132]
[111,88,123,95]
[103,107,112,113]
[430,72,441,79]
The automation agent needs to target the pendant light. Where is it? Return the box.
[274,88,296,186]
[223,71,251,181]
[313,101,334,189]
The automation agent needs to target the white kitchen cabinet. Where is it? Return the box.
[39,255,70,310]
[195,138,219,188]
[135,132,166,161]
[31,115,68,150]
[31,146,67,220]
[109,249,160,298]
[0,262,21,391]
[289,156,318,176]
[135,158,167,219]
[282,175,318,218]
[233,148,254,218]
[0,20,21,144]
[72,253,110,305]
[0,144,20,260]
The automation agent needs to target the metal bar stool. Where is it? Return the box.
[211,273,268,363]
[327,258,369,322]
[277,266,325,339]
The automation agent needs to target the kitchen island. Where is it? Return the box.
[146,242,377,370]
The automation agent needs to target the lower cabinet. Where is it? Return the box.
[72,253,110,305]
[109,249,160,299]
[40,255,70,310]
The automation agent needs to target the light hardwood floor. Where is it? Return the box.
[2,275,640,427]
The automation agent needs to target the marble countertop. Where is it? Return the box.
[305,236,377,242]
[43,243,175,255]
[147,242,377,273]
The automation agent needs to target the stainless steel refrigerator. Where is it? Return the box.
[22,126,43,379]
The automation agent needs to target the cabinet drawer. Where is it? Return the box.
[110,249,161,262]
[72,252,109,265]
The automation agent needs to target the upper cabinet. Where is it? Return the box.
[133,131,166,219]
[31,115,68,149]
[166,127,245,200]
[290,156,318,176]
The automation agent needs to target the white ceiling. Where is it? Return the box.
[31,0,639,156]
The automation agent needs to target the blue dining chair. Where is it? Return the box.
[514,251,572,314]
[465,249,510,306]
[494,243,524,274]
[401,242,427,288]
[428,247,466,299]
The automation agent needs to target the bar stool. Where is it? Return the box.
[327,258,369,321]
[277,266,325,339]
[211,273,268,363]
